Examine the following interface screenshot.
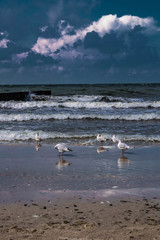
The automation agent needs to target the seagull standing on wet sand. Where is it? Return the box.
[117,140,134,154]
[96,134,106,143]
[54,143,72,156]
[35,132,41,142]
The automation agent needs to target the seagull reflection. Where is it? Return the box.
[55,157,71,170]
[118,155,130,168]
[97,146,114,153]
[97,146,109,153]
[35,142,42,151]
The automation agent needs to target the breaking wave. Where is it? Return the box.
[0,130,160,142]
[0,99,160,110]
[0,113,160,122]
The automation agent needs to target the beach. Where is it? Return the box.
[0,197,160,240]
[0,84,160,239]
[0,143,160,239]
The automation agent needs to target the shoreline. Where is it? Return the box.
[1,187,160,204]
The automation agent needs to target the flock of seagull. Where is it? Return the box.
[35,132,134,156]
[97,134,134,154]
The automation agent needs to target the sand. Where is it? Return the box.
[0,197,160,240]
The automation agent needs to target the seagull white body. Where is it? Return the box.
[96,134,106,143]
[35,132,41,142]
[112,135,120,143]
[117,140,133,154]
[54,143,72,156]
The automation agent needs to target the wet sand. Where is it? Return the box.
[0,143,160,239]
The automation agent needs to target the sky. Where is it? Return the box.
[0,0,160,84]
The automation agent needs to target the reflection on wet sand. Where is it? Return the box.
[97,146,109,153]
[35,142,42,151]
[55,157,71,170]
[118,154,131,168]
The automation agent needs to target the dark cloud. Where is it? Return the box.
[84,31,125,54]
[0,0,160,83]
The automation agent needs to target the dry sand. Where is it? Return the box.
[0,196,160,240]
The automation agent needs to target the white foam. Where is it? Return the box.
[0,130,160,142]
[0,99,159,110]
[0,113,159,122]
[0,130,94,142]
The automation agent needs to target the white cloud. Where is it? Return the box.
[0,31,8,37]
[32,14,157,57]
[40,26,48,32]
[58,20,74,36]
[12,52,29,64]
[0,39,10,48]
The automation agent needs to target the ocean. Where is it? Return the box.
[0,83,160,144]
[1,84,160,197]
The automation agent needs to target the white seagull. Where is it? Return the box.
[117,140,134,154]
[96,134,106,143]
[35,132,41,142]
[54,143,72,156]
[112,135,120,143]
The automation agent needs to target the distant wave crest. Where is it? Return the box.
[0,97,159,110]
[0,113,160,122]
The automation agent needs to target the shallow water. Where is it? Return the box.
[0,143,160,202]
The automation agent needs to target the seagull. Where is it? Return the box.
[54,143,72,156]
[35,132,41,142]
[117,140,134,154]
[96,134,106,143]
[112,135,120,143]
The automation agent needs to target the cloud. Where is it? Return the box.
[58,20,75,36]
[0,38,10,48]
[12,51,29,64]
[47,0,63,27]
[17,66,24,73]
[32,14,157,57]
[40,26,48,32]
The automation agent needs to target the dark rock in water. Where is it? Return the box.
[99,96,118,102]
[33,90,51,96]
[0,90,51,101]
[0,92,28,101]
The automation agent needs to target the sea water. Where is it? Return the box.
[0,84,160,200]
[0,84,160,143]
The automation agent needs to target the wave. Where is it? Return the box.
[0,130,160,142]
[30,94,142,103]
[0,130,95,142]
[0,99,159,110]
[0,113,160,122]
